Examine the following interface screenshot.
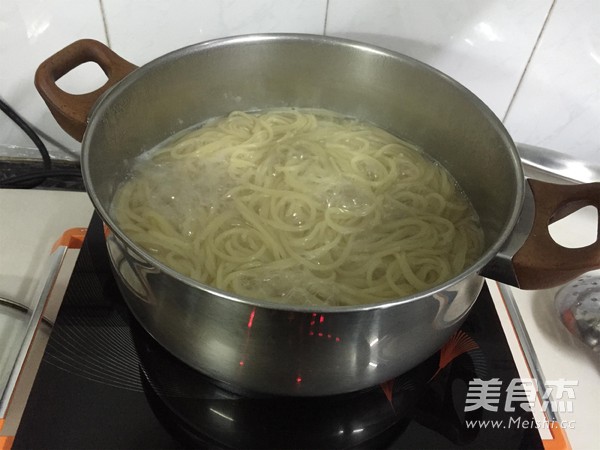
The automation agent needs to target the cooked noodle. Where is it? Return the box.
[112,109,484,306]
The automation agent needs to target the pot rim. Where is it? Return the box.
[82,33,525,313]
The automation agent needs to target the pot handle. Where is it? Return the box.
[34,39,137,142]
[483,179,600,289]
[514,179,600,288]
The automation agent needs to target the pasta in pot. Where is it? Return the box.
[111,108,484,306]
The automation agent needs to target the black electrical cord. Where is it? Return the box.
[0,97,52,171]
[0,97,82,188]
[2,168,83,186]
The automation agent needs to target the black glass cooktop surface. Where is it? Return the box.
[13,215,543,449]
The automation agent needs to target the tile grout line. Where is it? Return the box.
[323,0,330,35]
[99,0,111,48]
[502,0,558,123]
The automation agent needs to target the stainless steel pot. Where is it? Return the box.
[35,34,600,396]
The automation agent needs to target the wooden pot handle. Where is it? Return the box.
[513,179,600,289]
[34,39,137,142]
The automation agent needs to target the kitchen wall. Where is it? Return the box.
[1,0,598,165]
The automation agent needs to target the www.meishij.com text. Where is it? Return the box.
[465,417,576,430]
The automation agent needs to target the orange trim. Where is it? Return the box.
[543,422,571,450]
[51,227,88,253]
[0,418,3,432]
[0,435,14,450]
[103,223,111,238]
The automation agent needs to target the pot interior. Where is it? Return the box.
[83,34,523,280]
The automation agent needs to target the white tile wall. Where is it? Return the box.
[0,0,107,159]
[103,0,328,65]
[504,0,600,163]
[0,0,598,165]
[326,0,553,119]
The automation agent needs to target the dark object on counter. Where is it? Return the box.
[555,274,600,354]
[0,97,82,189]
[0,158,84,191]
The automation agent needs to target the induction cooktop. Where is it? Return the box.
[10,215,545,449]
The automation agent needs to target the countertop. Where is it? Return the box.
[0,190,94,311]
